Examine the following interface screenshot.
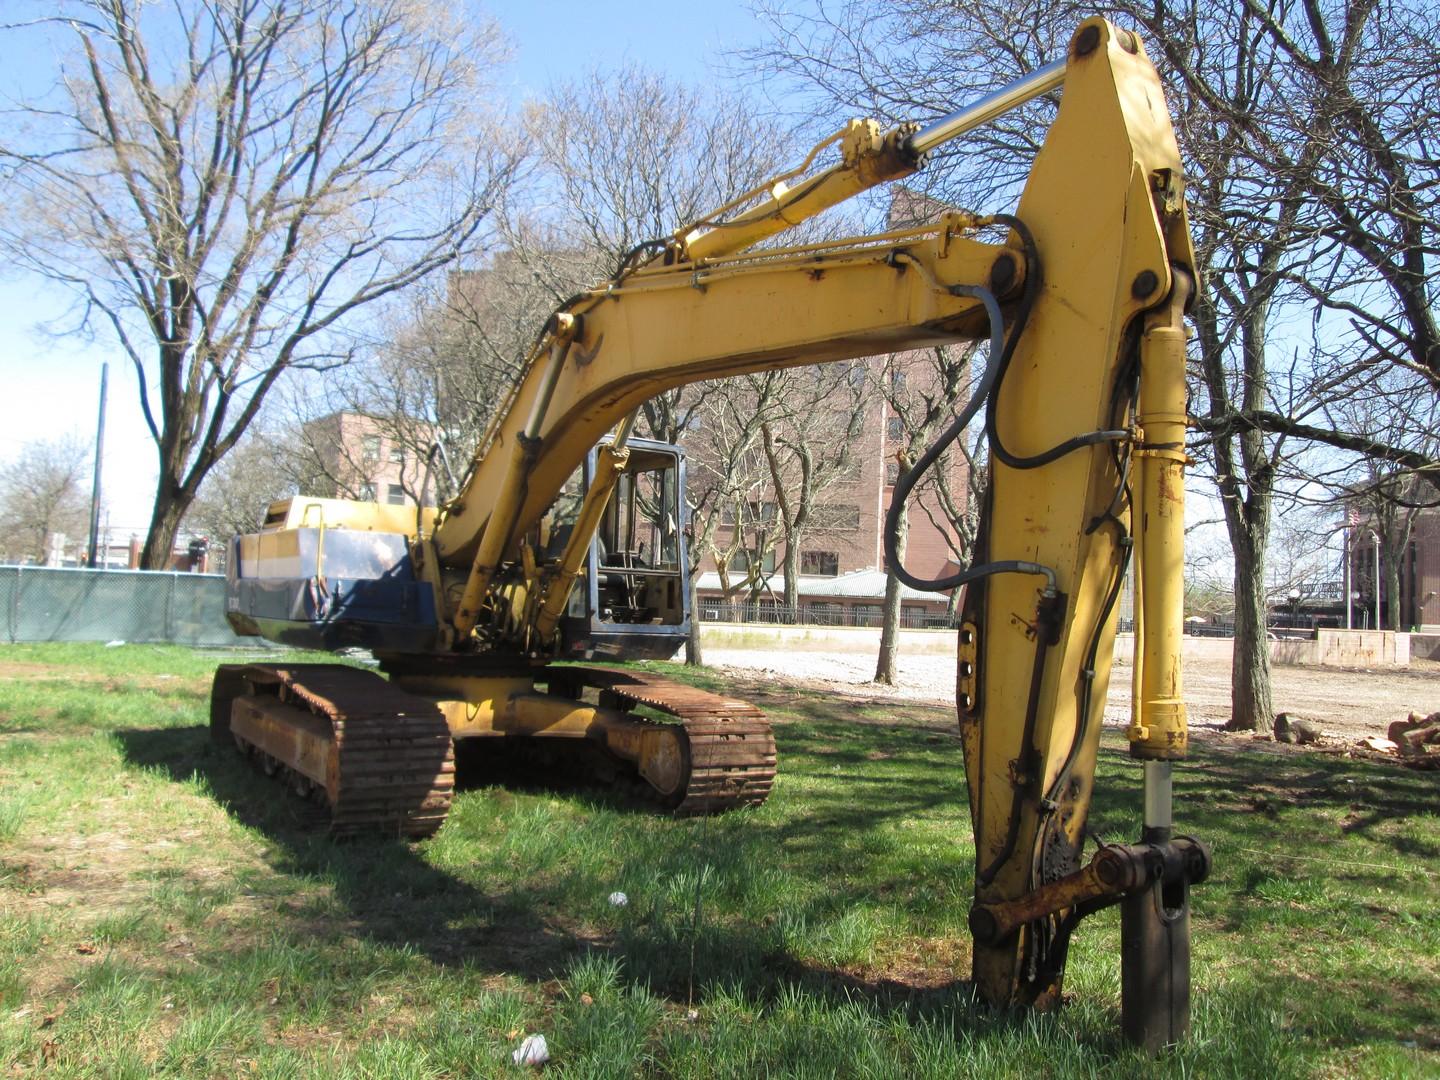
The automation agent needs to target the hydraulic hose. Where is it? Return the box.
[880,258,1055,595]
[982,216,1127,470]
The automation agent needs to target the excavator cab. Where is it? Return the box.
[548,437,690,661]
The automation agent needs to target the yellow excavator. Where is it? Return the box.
[213,18,1207,1050]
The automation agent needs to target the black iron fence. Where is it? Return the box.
[697,600,955,630]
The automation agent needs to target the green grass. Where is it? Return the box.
[0,642,1436,1077]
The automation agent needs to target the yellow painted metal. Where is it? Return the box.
[403,672,687,796]
[452,320,577,640]
[679,119,917,263]
[1128,277,1192,760]
[282,13,1195,1016]
[960,18,1194,1007]
[410,534,455,650]
[432,231,1013,565]
[218,11,1199,1028]
[533,434,633,644]
[452,435,538,639]
[263,496,437,535]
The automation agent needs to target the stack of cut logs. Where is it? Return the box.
[1387,712,1440,763]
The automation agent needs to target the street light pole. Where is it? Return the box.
[1373,530,1382,631]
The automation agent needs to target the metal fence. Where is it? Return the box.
[698,601,957,630]
[0,565,250,647]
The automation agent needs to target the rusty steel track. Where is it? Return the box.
[545,665,777,814]
[210,662,773,836]
[211,664,454,839]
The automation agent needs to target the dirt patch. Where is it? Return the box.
[0,660,201,696]
[701,649,1439,745]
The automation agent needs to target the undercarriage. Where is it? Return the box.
[210,661,776,836]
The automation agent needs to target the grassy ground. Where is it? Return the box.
[0,643,1436,1078]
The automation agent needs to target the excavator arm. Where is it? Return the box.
[421,17,1205,1046]
[220,18,1204,1049]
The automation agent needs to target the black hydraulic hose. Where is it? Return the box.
[881,266,1055,595]
[982,216,1128,471]
[1043,525,1132,811]
[975,615,1056,889]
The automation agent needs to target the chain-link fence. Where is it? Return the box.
[0,565,251,646]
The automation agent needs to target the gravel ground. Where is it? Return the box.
[701,647,1440,741]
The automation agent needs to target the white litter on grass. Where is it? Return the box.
[105,640,126,648]
[608,891,628,907]
[512,1033,549,1066]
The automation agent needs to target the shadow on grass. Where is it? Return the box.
[1178,739,1438,862]
[116,725,612,969]
[111,723,987,1024]
[110,714,1436,1062]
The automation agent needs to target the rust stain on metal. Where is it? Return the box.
[546,665,777,814]
[1157,462,1181,507]
[215,664,454,839]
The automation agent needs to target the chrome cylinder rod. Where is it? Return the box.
[903,59,1066,158]
[1143,761,1173,834]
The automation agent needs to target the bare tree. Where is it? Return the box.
[186,430,300,548]
[287,265,542,510]
[873,344,981,683]
[748,0,1440,729]
[756,366,871,614]
[0,436,91,564]
[0,0,521,568]
[1213,0,1440,481]
[688,382,788,605]
[498,66,805,662]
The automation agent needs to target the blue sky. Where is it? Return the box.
[0,1,773,534]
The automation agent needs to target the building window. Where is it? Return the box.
[886,416,903,439]
[890,369,907,392]
[748,500,777,525]
[885,461,900,485]
[361,435,381,462]
[389,446,405,465]
[386,483,407,506]
[807,601,845,626]
[359,483,377,501]
[800,550,839,577]
[732,548,777,574]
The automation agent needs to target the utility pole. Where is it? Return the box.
[86,362,108,569]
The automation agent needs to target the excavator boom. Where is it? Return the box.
[215,17,1203,1049]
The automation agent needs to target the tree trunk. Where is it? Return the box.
[1385,546,1404,631]
[1225,534,1274,732]
[875,507,909,684]
[782,544,800,621]
[140,481,189,571]
[685,574,704,666]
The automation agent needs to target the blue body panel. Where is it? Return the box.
[224,530,439,653]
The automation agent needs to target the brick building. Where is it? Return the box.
[300,411,436,508]
[692,355,970,624]
[1345,507,1440,631]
